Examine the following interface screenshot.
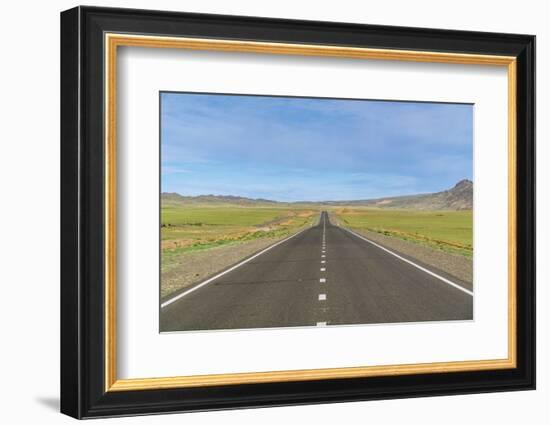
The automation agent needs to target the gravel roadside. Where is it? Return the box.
[161,236,286,299]
[348,227,473,285]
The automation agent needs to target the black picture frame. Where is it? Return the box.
[60,5,535,419]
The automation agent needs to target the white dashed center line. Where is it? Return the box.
[317,213,329,326]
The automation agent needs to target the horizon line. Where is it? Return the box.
[161,179,472,204]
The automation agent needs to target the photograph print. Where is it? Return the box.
[159,92,474,332]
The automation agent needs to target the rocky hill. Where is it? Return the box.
[355,179,473,210]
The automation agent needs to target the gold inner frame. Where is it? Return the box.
[104,33,517,392]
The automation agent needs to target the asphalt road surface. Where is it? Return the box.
[160,212,473,332]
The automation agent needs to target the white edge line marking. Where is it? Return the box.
[161,226,311,308]
[318,294,327,301]
[316,322,327,326]
[342,227,473,297]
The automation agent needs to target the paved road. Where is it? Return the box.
[160,212,473,332]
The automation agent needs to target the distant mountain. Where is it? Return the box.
[353,179,473,210]
[161,192,278,206]
[161,180,473,210]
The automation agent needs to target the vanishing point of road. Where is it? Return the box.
[160,212,473,331]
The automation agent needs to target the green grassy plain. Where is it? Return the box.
[332,208,472,257]
[160,199,472,274]
[161,204,318,267]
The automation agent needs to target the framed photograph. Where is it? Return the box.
[60,6,535,419]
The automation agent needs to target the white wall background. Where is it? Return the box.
[0,0,545,423]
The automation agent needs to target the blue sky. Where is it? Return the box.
[161,92,472,202]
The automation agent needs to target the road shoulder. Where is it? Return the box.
[345,226,473,290]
